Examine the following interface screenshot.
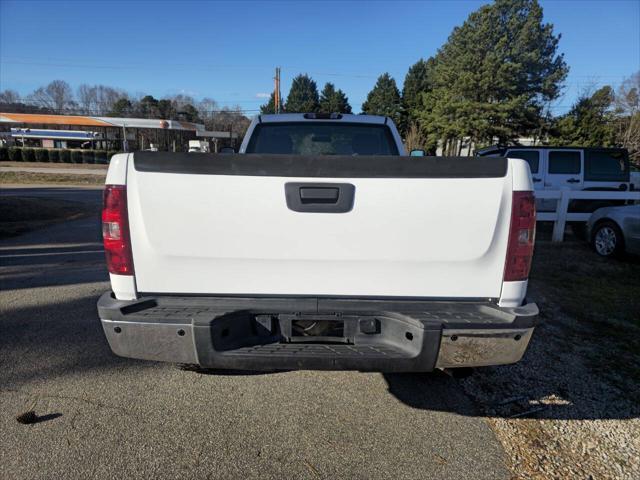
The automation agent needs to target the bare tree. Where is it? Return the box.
[77,84,98,114]
[0,89,20,104]
[403,122,426,153]
[28,80,75,112]
[210,105,250,140]
[614,72,640,165]
[197,97,219,128]
[169,94,196,111]
[49,80,75,111]
[96,86,128,115]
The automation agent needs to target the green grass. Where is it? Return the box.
[0,171,105,185]
[531,242,640,324]
[530,241,640,384]
[0,161,107,170]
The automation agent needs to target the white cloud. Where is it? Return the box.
[255,92,271,99]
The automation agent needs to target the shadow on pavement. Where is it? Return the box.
[32,413,63,424]
[0,186,103,206]
[178,364,287,376]
[0,210,106,290]
[0,244,107,290]
[0,294,146,390]
[3,289,636,421]
[383,332,640,421]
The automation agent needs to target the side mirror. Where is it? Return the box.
[410,149,425,157]
[219,147,235,154]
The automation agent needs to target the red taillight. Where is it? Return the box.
[102,185,134,275]
[504,191,536,282]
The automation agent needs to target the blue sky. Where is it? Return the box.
[0,0,638,115]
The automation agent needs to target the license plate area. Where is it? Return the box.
[289,317,346,343]
[209,311,425,356]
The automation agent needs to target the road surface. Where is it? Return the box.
[0,186,510,480]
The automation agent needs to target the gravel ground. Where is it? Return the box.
[459,243,640,479]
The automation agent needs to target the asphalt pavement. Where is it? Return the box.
[0,186,510,480]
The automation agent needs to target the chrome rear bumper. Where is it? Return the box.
[98,293,538,372]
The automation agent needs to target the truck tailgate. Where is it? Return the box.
[126,153,512,299]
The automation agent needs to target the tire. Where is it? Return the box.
[591,221,624,258]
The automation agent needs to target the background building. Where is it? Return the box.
[0,113,236,152]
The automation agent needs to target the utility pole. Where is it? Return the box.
[274,67,281,114]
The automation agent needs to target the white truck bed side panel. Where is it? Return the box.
[105,153,129,185]
[109,273,137,300]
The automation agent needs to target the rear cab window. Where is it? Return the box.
[246,122,399,155]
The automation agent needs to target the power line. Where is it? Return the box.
[0,59,380,79]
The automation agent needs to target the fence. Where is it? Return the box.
[536,189,640,242]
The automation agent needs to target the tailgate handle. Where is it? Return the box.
[300,187,339,204]
[285,182,355,213]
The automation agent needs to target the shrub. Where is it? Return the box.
[94,150,108,164]
[8,147,22,162]
[22,148,35,162]
[71,150,83,164]
[49,150,60,163]
[35,148,49,162]
[59,149,71,163]
[82,150,95,164]
[0,146,8,161]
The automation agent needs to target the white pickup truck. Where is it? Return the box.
[98,113,538,372]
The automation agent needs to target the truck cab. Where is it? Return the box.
[240,113,406,156]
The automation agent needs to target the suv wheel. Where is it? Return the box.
[591,221,624,257]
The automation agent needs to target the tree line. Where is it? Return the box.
[0,82,250,137]
[260,0,638,162]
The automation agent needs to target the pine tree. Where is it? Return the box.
[416,0,568,151]
[260,92,283,114]
[138,95,159,118]
[285,74,319,113]
[108,98,133,117]
[550,86,616,146]
[361,73,402,125]
[400,58,434,134]
[319,83,352,113]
